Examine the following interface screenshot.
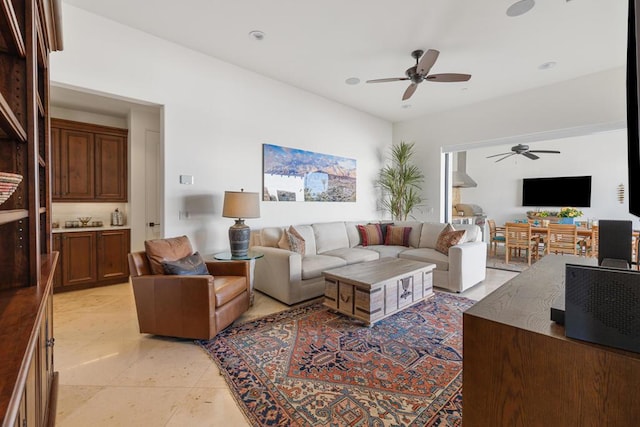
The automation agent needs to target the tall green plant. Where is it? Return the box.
[378,141,424,221]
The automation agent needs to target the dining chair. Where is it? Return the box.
[488,219,505,256]
[505,222,539,266]
[578,224,598,258]
[547,224,578,255]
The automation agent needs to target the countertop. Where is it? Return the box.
[52,225,130,233]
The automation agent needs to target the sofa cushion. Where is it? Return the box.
[145,235,193,275]
[399,248,450,271]
[313,222,349,253]
[162,252,209,275]
[385,225,411,246]
[419,222,449,249]
[435,225,467,255]
[365,245,408,258]
[452,224,481,242]
[301,255,347,280]
[260,227,283,248]
[357,224,384,246]
[213,275,247,307]
[345,221,362,248]
[322,247,379,265]
[392,221,423,248]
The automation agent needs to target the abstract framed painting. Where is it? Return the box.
[263,144,356,202]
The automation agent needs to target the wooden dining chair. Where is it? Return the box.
[579,224,598,258]
[505,222,539,266]
[488,219,505,256]
[547,224,578,255]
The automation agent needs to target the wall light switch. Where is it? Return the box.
[179,175,194,185]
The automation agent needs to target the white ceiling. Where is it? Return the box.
[60,0,628,123]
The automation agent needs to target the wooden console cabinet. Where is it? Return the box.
[463,255,640,426]
[52,118,128,202]
[53,228,130,291]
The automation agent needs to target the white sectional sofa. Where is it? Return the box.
[251,221,487,305]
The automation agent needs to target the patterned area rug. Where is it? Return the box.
[198,292,474,426]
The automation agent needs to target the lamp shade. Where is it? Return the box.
[222,190,260,219]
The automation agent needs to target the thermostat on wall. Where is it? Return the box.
[179,175,194,185]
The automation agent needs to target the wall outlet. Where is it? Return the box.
[179,174,194,185]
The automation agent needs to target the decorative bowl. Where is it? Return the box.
[0,172,23,206]
[78,216,92,226]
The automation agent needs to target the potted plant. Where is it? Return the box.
[558,207,583,224]
[378,141,424,221]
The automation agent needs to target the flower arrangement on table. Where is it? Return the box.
[558,207,583,218]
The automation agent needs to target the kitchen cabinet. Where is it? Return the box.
[52,118,128,202]
[54,228,131,291]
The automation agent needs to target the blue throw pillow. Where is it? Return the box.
[162,252,209,275]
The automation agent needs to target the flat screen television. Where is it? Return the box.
[522,176,592,207]
[627,0,640,217]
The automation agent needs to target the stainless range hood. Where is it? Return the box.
[452,151,477,188]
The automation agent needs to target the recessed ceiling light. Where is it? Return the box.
[345,77,360,85]
[506,0,535,17]
[461,87,468,91]
[248,30,265,41]
[538,61,557,70]
[401,104,412,109]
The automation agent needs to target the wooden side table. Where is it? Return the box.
[211,250,264,306]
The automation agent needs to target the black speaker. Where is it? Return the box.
[565,264,640,353]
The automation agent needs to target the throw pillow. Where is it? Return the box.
[435,224,467,255]
[287,226,306,255]
[384,225,412,247]
[379,222,394,242]
[162,252,209,275]
[277,229,290,250]
[357,224,384,246]
[145,235,193,275]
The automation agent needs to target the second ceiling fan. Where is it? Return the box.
[367,49,471,100]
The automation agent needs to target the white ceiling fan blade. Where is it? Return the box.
[402,83,418,100]
[366,77,409,83]
[416,49,439,75]
[426,73,472,82]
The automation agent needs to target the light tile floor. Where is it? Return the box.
[54,268,517,426]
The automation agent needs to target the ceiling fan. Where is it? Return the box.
[366,49,471,101]
[486,144,561,162]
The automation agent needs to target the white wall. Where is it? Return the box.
[51,5,392,254]
[393,67,627,223]
[460,129,638,226]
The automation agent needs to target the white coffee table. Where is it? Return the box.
[323,257,435,325]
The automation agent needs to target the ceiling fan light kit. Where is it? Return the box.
[486,144,560,162]
[367,49,471,100]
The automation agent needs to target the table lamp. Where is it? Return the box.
[222,189,260,257]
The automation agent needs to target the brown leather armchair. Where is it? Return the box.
[128,237,250,340]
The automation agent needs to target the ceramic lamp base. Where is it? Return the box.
[229,219,250,257]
